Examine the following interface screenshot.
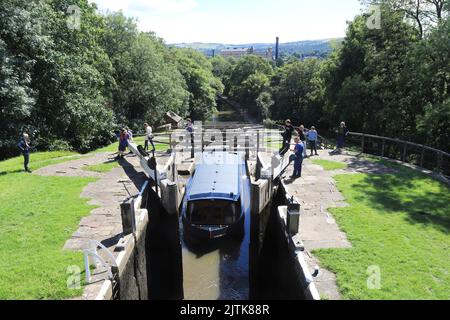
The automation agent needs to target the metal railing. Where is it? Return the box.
[346,132,450,177]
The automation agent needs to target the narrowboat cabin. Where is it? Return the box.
[181,152,251,241]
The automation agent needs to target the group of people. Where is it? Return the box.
[280,120,319,179]
[281,120,320,157]
[15,119,349,176]
[280,120,349,180]
[116,123,155,159]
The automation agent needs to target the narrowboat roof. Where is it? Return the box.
[187,152,242,202]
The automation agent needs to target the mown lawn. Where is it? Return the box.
[82,161,119,173]
[0,140,171,299]
[314,161,450,300]
[0,152,97,299]
[311,159,348,171]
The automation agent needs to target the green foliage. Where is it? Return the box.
[271,59,324,126]
[0,3,223,160]
[173,48,224,120]
[101,14,189,129]
[227,55,273,119]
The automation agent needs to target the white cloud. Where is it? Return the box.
[90,0,198,14]
[89,0,362,44]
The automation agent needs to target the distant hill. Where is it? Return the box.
[170,39,343,57]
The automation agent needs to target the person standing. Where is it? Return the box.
[337,122,349,149]
[117,128,129,159]
[307,126,319,156]
[126,127,134,142]
[144,123,155,153]
[297,125,308,158]
[186,118,194,158]
[291,137,304,179]
[18,133,32,173]
[281,119,295,153]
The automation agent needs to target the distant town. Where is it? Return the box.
[171,38,341,61]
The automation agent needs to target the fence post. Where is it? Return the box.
[420,147,425,167]
[361,134,365,153]
[437,152,443,174]
[381,139,386,158]
[245,134,250,161]
[402,143,407,163]
[257,130,260,155]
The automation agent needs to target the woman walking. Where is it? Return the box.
[117,128,129,159]
[337,122,349,150]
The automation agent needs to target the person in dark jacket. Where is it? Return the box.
[337,122,349,149]
[18,133,32,173]
[297,124,308,158]
[281,119,295,153]
[291,137,304,179]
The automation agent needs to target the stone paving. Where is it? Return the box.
[281,149,397,300]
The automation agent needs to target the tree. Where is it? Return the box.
[0,0,43,158]
[173,48,224,120]
[271,59,324,126]
[256,91,274,120]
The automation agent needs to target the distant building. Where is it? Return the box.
[220,47,274,60]
[220,47,253,58]
[253,47,273,60]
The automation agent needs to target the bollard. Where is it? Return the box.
[245,135,250,160]
[120,198,136,236]
[287,200,300,235]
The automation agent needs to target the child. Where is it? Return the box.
[291,137,304,179]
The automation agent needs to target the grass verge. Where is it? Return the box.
[0,152,97,299]
[311,159,348,171]
[82,161,119,173]
[313,163,450,299]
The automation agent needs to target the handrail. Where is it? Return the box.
[349,132,450,157]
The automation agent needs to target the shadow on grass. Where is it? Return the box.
[0,169,25,176]
[351,170,450,234]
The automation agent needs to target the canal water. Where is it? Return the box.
[181,204,251,300]
[145,184,306,300]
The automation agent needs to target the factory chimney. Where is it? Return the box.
[275,37,279,61]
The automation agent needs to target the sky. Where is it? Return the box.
[89,0,364,44]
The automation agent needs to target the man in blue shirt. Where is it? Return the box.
[18,133,32,173]
[291,137,304,179]
[307,126,319,156]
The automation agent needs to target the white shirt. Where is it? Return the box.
[145,126,153,141]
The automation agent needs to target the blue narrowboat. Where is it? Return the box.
[181,152,251,241]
